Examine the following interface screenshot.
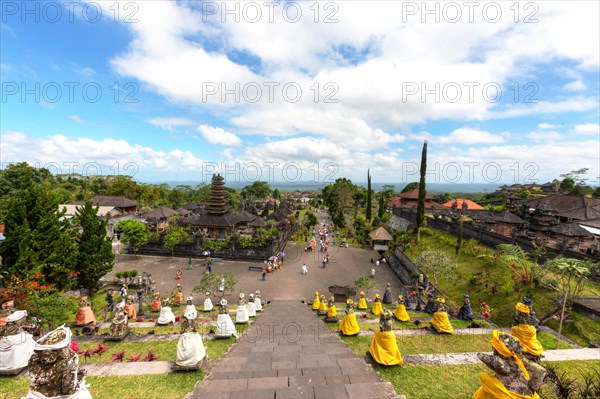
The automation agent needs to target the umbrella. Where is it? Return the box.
[268,256,278,261]
[278,252,285,258]
[202,251,211,256]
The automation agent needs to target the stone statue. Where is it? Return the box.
[151,292,161,312]
[108,300,130,341]
[157,298,176,326]
[430,298,454,334]
[0,310,35,375]
[416,274,427,311]
[75,296,96,327]
[511,303,543,362]
[124,295,136,319]
[371,294,383,316]
[357,291,368,310]
[247,293,257,317]
[254,290,262,312]
[25,325,92,399]
[235,293,249,324]
[180,297,198,333]
[215,299,237,338]
[311,291,320,310]
[324,297,339,323]
[339,299,360,336]
[473,330,546,399]
[368,308,403,366]
[174,296,206,370]
[0,300,14,329]
[317,294,328,316]
[173,284,184,305]
[522,297,540,332]
[424,292,436,314]
[457,294,474,320]
[393,295,410,322]
[382,283,393,304]
[203,292,213,312]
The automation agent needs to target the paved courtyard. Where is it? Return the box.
[109,243,403,307]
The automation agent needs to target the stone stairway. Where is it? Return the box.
[190,300,400,399]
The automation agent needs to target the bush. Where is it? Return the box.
[115,270,139,285]
[202,238,230,251]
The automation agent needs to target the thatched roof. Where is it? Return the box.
[549,223,594,237]
[143,206,176,220]
[369,226,393,241]
[483,211,526,224]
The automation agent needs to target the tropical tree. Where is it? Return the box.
[415,250,456,285]
[192,272,237,298]
[74,200,115,296]
[241,181,271,200]
[163,227,190,257]
[115,219,148,255]
[493,244,541,286]
[415,140,428,240]
[366,170,372,222]
[354,276,376,295]
[544,257,593,348]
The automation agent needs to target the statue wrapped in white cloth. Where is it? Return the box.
[254,290,262,312]
[23,325,92,399]
[215,299,237,338]
[246,293,256,317]
[156,298,176,326]
[174,297,206,370]
[203,292,213,312]
[235,293,249,324]
[0,310,35,374]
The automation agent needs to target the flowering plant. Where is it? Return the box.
[479,301,492,319]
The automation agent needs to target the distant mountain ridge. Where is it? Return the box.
[149,180,501,193]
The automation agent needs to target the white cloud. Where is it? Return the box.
[538,123,561,130]
[197,125,241,146]
[0,131,206,178]
[563,80,586,91]
[147,117,195,131]
[67,114,83,123]
[569,123,600,135]
[437,128,507,145]
[527,131,562,142]
[489,98,599,119]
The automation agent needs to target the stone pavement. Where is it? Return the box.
[190,300,401,399]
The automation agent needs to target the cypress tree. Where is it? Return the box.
[75,200,115,296]
[378,193,385,219]
[366,169,372,222]
[415,140,428,238]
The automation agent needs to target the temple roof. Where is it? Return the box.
[483,211,527,224]
[442,198,484,210]
[142,206,176,220]
[369,226,393,241]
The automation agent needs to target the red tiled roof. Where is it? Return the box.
[0,224,4,234]
[398,188,436,200]
[442,198,484,211]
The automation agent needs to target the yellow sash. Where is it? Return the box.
[511,325,543,357]
[339,313,360,335]
[473,373,540,399]
[372,302,383,316]
[431,311,454,334]
[369,330,403,366]
[393,304,410,322]
[312,297,320,310]
[358,298,368,310]
[327,305,337,318]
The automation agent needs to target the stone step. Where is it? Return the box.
[192,382,397,399]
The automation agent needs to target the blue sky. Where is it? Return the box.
[1,1,599,186]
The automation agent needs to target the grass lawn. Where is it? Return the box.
[0,337,234,399]
[545,309,600,347]
[96,321,251,336]
[400,228,600,346]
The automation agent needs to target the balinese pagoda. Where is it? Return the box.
[180,174,260,239]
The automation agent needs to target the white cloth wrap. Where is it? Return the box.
[7,310,27,322]
[246,302,256,317]
[235,305,249,323]
[0,332,35,370]
[175,332,206,367]
[254,298,262,312]
[203,299,213,312]
[23,379,92,399]
[183,305,197,320]
[35,325,71,350]
[157,306,175,325]
[216,314,237,338]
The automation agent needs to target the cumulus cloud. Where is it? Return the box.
[569,123,600,135]
[197,125,242,146]
[563,80,586,91]
[538,123,561,130]
[147,117,195,131]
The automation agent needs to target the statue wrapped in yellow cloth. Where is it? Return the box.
[324,297,339,323]
[393,295,410,322]
[369,308,403,366]
[318,295,328,316]
[311,292,320,310]
[339,299,360,336]
[510,303,543,361]
[357,291,368,310]
[473,330,546,399]
[371,294,383,316]
[430,298,454,334]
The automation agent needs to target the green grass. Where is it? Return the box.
[0,373,202,399]
[545,309,600,347]
[322,317,489,332]
[96,321,250,336]
[537,331,573,350]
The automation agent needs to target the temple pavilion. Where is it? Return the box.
[180,174,263,239]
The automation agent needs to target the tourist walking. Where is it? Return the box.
[106,289,115,312]
[371,267,376,279]
[187,258,193,270]
[301,263,308,275]
[262,269,267,281]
